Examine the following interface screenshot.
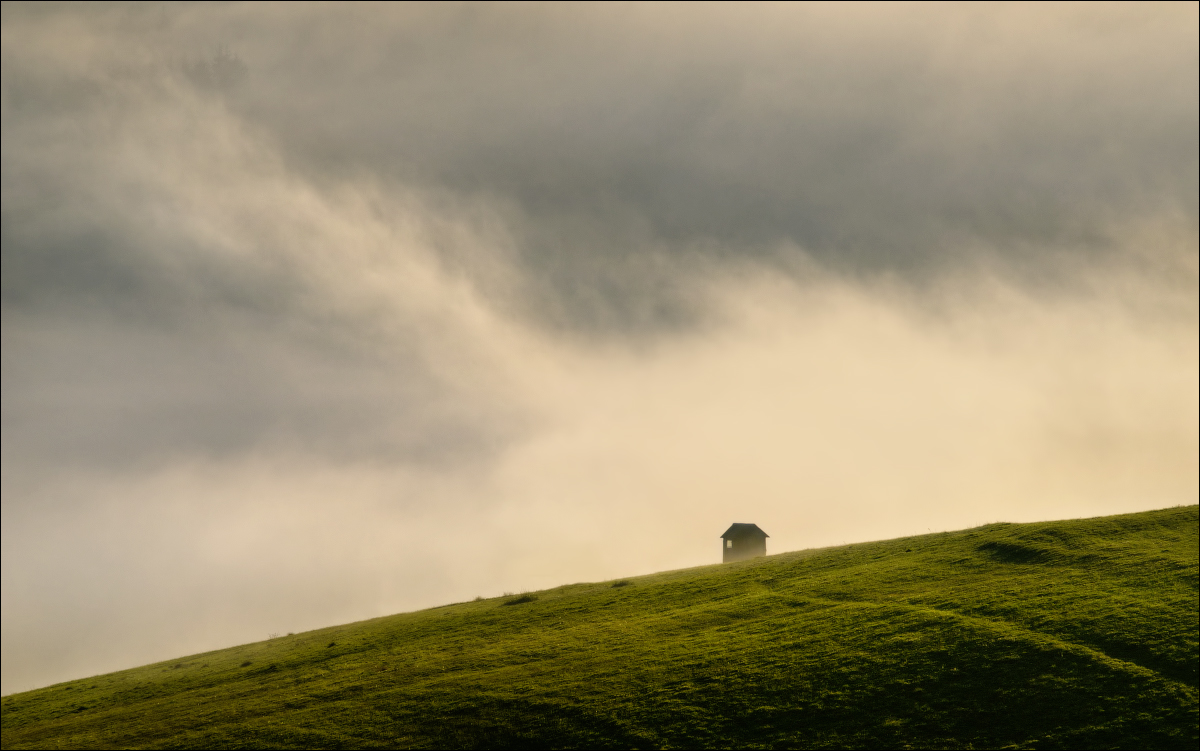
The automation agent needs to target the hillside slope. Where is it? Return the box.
[2,506,1197,749]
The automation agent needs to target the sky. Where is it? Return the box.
[1,2,1197,695]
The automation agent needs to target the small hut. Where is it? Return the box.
[720,523,769,563]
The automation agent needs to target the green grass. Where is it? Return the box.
[2,506,1196,749]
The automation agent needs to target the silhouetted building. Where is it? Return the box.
[721,523,768,563]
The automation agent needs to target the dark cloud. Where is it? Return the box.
[7,3,1196,332]
[214,3,1197,324]
[1,9,528,469]
[1,317,512,470]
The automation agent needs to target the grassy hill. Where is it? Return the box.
[2,506,1196,750]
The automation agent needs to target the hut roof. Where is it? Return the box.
[720,523,769,539]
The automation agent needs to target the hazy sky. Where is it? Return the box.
[2,2,1196,694]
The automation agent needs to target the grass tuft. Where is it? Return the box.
[500,594,538,606]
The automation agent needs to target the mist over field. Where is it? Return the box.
[2,2,1196,695]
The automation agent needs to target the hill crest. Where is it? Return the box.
[3,505,1197,749]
